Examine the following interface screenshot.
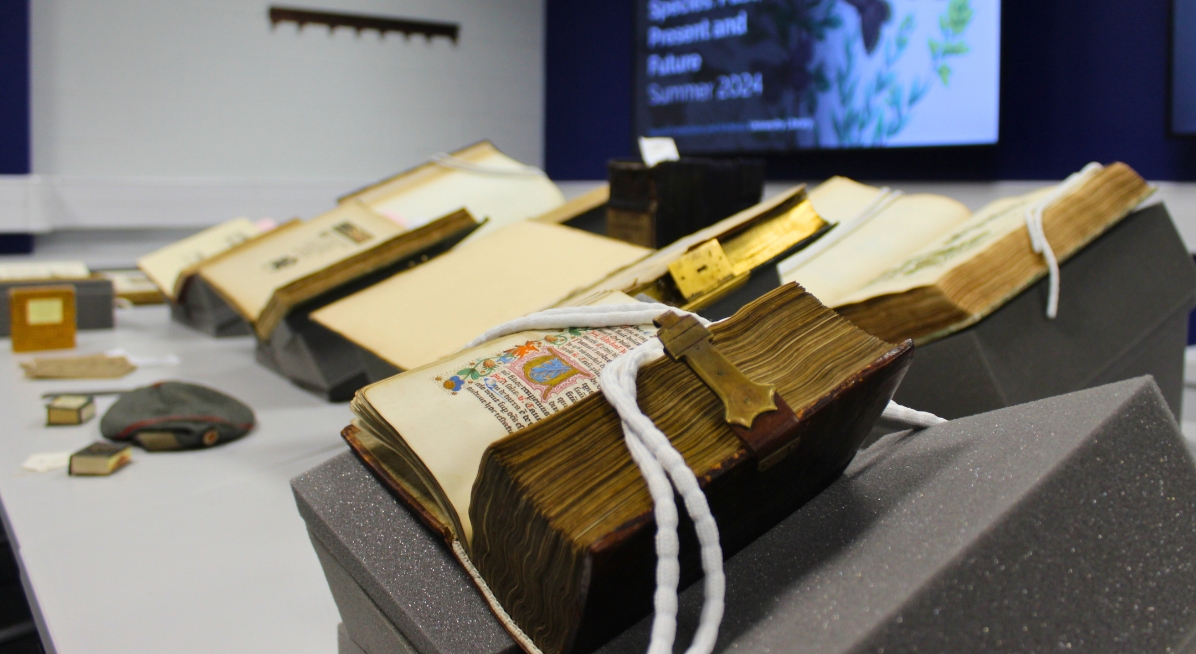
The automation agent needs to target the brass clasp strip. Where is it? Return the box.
[654,312,777,429]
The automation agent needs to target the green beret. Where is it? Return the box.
[100,381,255,451]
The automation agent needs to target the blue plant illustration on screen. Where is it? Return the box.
[636,0,996,151]
[818,0,976,146]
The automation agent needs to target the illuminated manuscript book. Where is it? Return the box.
[779,163,1153,343]
[197,203,481,340]
[309,222,651,372]
[339,141,566,242]
[342,283,913,654]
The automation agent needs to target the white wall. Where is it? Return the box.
[28,0,543,183]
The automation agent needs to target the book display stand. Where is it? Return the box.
[255,311,398,402]
[170,276,252,338]
[293,377,1196,654]
[702,202,1194,429]
[252,229,472,401]
[889,203,1196,423]
[0,278,113,336]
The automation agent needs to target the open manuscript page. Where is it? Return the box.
[778,177,973,308]
[359,291,652,541]
[312,221,650,371]
[137,218,263,300]
[343,141,566,241]
[199,203,405,323]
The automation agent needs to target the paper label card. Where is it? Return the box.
[26,298,64,325]
[638,136,680,167]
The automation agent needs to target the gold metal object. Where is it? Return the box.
[667,240,735,300]
[654,311,777,428]
[722,198,824,275]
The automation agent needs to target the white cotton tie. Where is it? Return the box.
[467,304,944,654]
[1024,162,1103,319]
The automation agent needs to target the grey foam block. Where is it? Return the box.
[255,312,397,402]
[314,535,419,654]
[338,623,367,654]
[0,278,114,335]
[292,454,518,654]
[893,203,1196,420]
[294,376,1196,653]
[601,376,1196,653]
[170,276,252,338]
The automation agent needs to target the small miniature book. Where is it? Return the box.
[778,162,1153,343]
[343,283,911,653]
[46,395,96,426]
[10,285,76,352]
[69,442,132,476]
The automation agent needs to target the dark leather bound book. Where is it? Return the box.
[606,158,764,248]
[341,283,913,653]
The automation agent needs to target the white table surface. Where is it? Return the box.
[0,306,348,653]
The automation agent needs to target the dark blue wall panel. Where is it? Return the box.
[0,0,29,175]
[545,0,1196,181]
[544,0,636,180]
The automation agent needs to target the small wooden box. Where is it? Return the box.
[10,286,76,352]
[46,395,96,426]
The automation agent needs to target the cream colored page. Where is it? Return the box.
[0,261,90,281]
[137,218,261,299]
[312,221,650,370]
[806,176,884,223]
[363,303,654,540]
[200,204,405,321]
[782,194,972,307]
[365,149,565,240]
[837,186,1056,304]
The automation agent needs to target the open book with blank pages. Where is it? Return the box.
[342,283,913,654]
[196,203,482,340]
[338,140,566,242]
[778,162,1153,343]
[137,217,266,302]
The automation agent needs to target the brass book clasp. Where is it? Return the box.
[654,312,777,429]
[667,240,736,300]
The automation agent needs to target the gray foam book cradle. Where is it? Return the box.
[889,202,1196,422]
[0,277,114,336]
[169,276,252,338]
[292,376,1196,654]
